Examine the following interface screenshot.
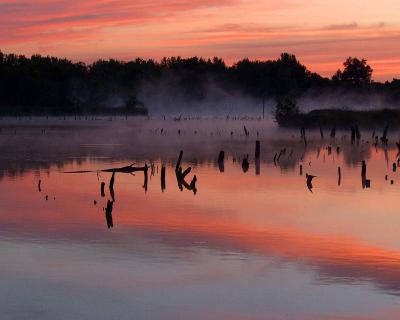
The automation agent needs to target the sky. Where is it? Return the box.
[1,0,400,80]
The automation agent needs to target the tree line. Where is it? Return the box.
[0,51,399,115]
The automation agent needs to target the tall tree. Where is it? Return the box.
[333,57,373,85]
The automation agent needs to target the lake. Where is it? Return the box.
[1,117,400,319]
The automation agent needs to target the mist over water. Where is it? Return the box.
[137,76,270,117]
[299,88,400,111]
[2,117,400,319]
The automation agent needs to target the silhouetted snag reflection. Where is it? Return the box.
[330,127,336,139]
[181,167,192,180]
[176,150,183,173]
[161,165,166,192]
[242,156,249,173]
[38,179,41,192]
[306,174,316,193]
[143,164,148,192]
[355,125,361,140]
[105,200,114,228]
[381,124,389,145]
[255,140,260,159]
[300,164,303,176]
[255,158,260,176]
[218,150,225,172]
[361,160,371,188]
[255,141,260,175]
[393,163,397,172]
[351,127,356,144]
[361,160,367,178]
[109,172,115,201]
[338,166,341,186]
[300,127,307,145]
[100,182,105,197]
[243,125,249,137]
[190,175,197,194]
[175,150,198,194]
[396,141,400,156]
[102,163,147,173]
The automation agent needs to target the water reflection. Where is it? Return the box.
[2,119,400,319]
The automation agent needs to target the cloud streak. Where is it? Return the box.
[1,0,400,80]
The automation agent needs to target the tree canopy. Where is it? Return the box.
[0,51,398,115]
[332,57,373,85]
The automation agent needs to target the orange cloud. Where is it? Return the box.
[1,2,400,79]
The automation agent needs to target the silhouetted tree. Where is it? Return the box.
[332,57,373,85]
[274,97,299,125]
[0,51,398,115]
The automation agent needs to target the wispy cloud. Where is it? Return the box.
[0,0,399,80]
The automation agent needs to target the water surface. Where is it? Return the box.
[1,117,400,319]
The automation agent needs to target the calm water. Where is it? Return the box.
[1,117,400,319]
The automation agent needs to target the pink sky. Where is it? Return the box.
[1,0,400,80]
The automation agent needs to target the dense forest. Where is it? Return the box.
[0,50,399,116]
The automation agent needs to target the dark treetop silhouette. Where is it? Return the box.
[1,51,399,117]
